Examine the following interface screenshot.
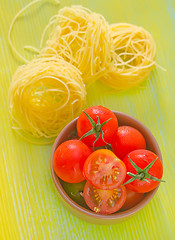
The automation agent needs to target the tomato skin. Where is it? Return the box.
[112,126,146,159]
[123,150,163,193]
[83,149,126,190]
[77,106,118,147]
[53,140,92,183]
[120,188,144,211]
[83,181,126,214]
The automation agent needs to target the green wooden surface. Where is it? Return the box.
[0,0,175,239]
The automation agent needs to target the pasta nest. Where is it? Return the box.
[101,23,156,90]
[8,56,86,144]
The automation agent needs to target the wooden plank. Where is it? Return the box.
[0,0,174,239]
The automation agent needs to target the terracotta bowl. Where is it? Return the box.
[50,111,162,224]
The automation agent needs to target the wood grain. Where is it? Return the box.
[0,0,175,239]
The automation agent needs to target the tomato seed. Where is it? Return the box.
[92,170,98,174]
[104,158,107,163]
[96,159,102,164]
[113,193,118,199]
[93,188,98,193]
[108,199,115,207]
[112,175,118,181]
[95,197,102,205]
[94,207,100,213]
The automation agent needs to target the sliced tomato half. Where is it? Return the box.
[83,149,126,190]
[84,181,126,214]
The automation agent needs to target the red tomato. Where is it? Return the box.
[77,106,118,147]
[123,150,164,193]
[120,188,144,211]
[53,140,92,183]
[112,126,146,159]
[83,181,126,214]
[83,149,126,190]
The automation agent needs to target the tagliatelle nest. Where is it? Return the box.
[8,56,86,144]
[100,23,157,90]
[41,6,113,86]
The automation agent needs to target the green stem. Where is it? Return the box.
[79,111,112,147]
[124,156,165,185]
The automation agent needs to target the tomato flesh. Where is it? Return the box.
[53,140,92,183]
[112,126,146,159]
[84,181,126,214]
[83,149,126,190]
[123,150,163,193]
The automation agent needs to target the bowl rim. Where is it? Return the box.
[50,110,162,220]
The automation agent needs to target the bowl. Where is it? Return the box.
[50,111,162,224]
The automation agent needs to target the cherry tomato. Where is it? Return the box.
[61,180,87,208]
[83,181,126,214]
[120,188,144,211]
[123,150,164,193]
[83,149,126,190]
[112,126,146,159]
[53,140,92,183]
[77,106,118,147]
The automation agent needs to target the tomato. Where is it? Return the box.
[77,106,118,147]
[112,126,146,159]
[120,188,144,211]
[53,140,92,183]
[61,180,87,208]
[83,149,126,190]
[83,181,126,214]
[123,149,164,193]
